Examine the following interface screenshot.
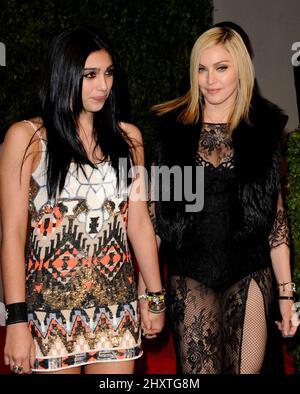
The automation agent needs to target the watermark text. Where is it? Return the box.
[291,42,300,67]
[0,42,6,66]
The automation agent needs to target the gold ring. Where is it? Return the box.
[12,365,23,374]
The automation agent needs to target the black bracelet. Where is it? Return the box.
[278,296,295,301]
[145,288,166,297]
[5,302,28,325]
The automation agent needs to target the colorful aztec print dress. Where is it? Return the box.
[24,122,141,371]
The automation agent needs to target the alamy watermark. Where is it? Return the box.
[115,158,205,213]
[149,165,204,213]
[0,42,6,66]
[291,42,300,67]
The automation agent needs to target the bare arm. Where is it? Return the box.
[0,121,40,372]
[138,200,161,296]
[121,123,164,336]
[123,123,162,292]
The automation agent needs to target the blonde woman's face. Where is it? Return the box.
[198,43,238,108]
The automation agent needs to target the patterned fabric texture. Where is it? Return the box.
[26,140,141,371]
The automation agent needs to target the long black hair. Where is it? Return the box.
[39,25,133,198]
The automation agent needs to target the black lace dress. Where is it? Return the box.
[157,123,290,374]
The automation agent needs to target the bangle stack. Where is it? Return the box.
[277,281,296,301]
[138,288,166,313]
[5,302,28,325]
[277,281,296,292]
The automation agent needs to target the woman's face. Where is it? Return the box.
[82,49,114,114]
[198,43,238,108]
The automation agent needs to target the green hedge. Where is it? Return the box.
[287,126,300,371]
[0,0,213,156]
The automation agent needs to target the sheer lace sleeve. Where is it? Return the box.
[268,193,290,249]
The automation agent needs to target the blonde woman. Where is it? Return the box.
[150,26,297,373]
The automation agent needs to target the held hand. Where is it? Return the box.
[140,299,153,335]
[275,300,299,338]
[139,299,165,339]
[148,310,165,336]
[4,322,35,374]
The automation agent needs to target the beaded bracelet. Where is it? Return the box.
[138,290,166,301]
[137,294,147,301]
[5,302,28,325]
[145,288,166,313]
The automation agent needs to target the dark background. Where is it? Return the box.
[0,0,212,158]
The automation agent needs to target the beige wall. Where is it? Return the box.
[214,0,300,131]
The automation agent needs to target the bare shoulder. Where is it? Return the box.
[26,117,46,139]
[29,116,44,129]
[119,122,143,145]
[2,120,41,158]
[4,121,33,144]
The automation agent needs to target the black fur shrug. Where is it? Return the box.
[151,94,288,251]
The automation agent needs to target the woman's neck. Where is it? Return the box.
[78,111,99,161]
[78,111,94,139]
[203,105,232,123]
[203,96,235,124]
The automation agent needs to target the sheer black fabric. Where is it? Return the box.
[150,123,290,374]
[197,123,234,169]
[162,123,289,291]
[269,207,290,249]
[168,268,274,374]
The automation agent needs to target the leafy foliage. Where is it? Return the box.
[0,0,213,157]
[287,126,300,371]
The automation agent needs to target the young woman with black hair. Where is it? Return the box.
[0,26,164,374]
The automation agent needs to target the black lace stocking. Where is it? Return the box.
[168,276,222,373]
[168,268,274,374]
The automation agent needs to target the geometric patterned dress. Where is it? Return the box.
[24,127,141,371]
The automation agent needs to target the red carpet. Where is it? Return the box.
[282,342,295,374]
[135,323,176,374]
[0,327,10,374]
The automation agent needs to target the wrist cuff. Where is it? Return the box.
[5,302,28,325]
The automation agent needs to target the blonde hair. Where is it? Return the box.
[152,27,255,134]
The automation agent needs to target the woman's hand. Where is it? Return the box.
[4,323,36,374]
[275,299,298,338]
[139,299,165,339]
